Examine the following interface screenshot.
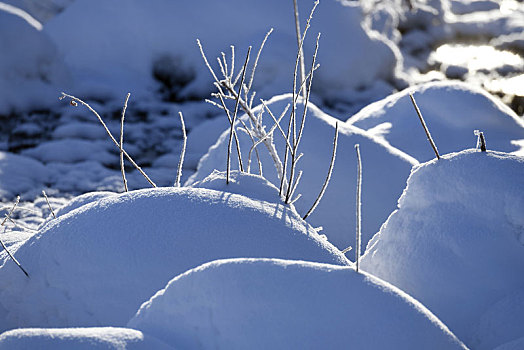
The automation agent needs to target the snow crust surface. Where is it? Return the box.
[362,149,524,349]
[129,258,467,350]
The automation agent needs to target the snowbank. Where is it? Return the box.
[191,170,282,204]
[0,327,173,350]
[361,149,524,349]
[187,94,417,251]
[53,191,117,218]
[44,0,399,101]
[129,258,467,350]
[0,6,68,113]
[0,187,347,330]
[347,81,524,161]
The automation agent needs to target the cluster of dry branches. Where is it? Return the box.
[199,0,338,220]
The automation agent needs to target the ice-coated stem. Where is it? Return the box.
[409,93,440,160]
[355,144,362,273]
[175,111,187,187]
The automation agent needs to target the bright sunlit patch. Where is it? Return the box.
[432,44,523,71]
[484,74,524,96]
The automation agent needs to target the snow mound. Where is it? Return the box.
[53,191,117,218]
[191,170,281,204]
[129,258,467,350]
[187,94,417,251]
[44,0,399,101]
[347,81,524,161]
[0,151,55,201]
[0,327,173,350]
[0,7,68,113]
[362,149,524,349]
[0,187,347,330]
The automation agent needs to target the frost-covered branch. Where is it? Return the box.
[303,122,339,220]
[355,144,362,273]
[175,112,187,187]
[120,93,130,192]
[409,93,440,160]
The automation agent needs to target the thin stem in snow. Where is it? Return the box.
[1,227,29,277]
[1,196,19,227]
[247,28,273,100]
[355,144,362,273]
[42,191,56,219]
[303,122,339,220]
[409,93,440,160]
[227,47,251,184]
[475,130,487,152]
[215,88,245,172]
[175,111,187,187]
[120,93,130,192]
[60,93,157,187]
[292,0,307,100]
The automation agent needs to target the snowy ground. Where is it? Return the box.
[0,0,523,348]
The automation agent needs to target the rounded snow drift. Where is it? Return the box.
[347,81,524,161]
[128,258,467,350]
[362,149,524,349]
[0,327,173,350]
[0,187,347,330]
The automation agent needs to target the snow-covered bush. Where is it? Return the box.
[0,186,347,330]
[362,149,524,349]
[128,258,467,350]
[347,81,524,161]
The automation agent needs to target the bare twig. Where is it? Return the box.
[42,191,56,219]
[1,196,20,227]
[120,93,130,192]
[293,0,307,99]
[355,144,362,273]
[303,122,339,220]
[409,93,440,160]
[0,227,29,277]
[215,89,245,171]
[247,28,273,102]
[286,32,321,203]
[341,246,353,254]
[175,112,187,187]
[248,103,290,171]
[475,130,487,152]
[227,47,251,184]
[60,93,157,187]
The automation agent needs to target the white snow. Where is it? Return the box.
[0,327,173,350]
[0,6,68,113]
[129,258,467,350]
[187,94,417,251]
[43,0,400,102]
[347,81,524,161]
[361,149,524,349]
[0,187,347,330]
[191,170,282,204]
